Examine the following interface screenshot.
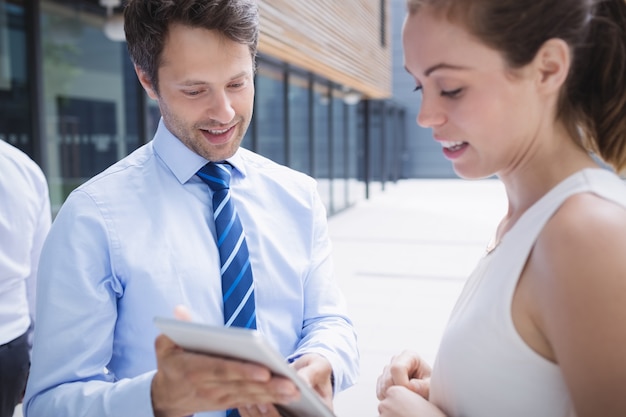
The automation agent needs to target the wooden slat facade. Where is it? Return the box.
[257,0,392,99]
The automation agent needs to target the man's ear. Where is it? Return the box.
[135,64,158,100]
[532,38,571,94]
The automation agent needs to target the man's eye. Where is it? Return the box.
[184,90,201,96]
[441,88,463,98]
[413,85,423,93]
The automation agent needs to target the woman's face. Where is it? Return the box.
[402,8,546,179]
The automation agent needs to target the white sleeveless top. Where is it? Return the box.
[429,168,626,417]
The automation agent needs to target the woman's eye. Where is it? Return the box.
[184,90,201,97]
[413,85,423,93]
[441,88,463,98]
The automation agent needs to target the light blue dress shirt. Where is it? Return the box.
[24,120,359,417]
[0,140,50,348]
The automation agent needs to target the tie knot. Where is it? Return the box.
[197,162,232,191]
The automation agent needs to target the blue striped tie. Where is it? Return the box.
[197,162,257,331]
[198,163,257,417]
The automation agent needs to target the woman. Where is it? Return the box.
[377,1,626,416]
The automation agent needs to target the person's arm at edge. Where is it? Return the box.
[25,170,51,350]
[23,189,155,417]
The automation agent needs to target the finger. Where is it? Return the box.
[290,354,333,408]
[174,305,193,321]
[388,350,431,385]
[195,377,297,410]
[263,404,283,417]
[377,350,425,401]
[269,376,301,404]
[408,378,430,399]
[292,354,332,387]
[154,333,182,357]
[238,405,254,417]
[376,369,390,400]
[241,403,281,417]
[188,355,274,384]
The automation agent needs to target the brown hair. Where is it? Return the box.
[406,0,626,171]
[124,0,259,95]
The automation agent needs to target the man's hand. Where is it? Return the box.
[290,353,334,410]
[235,353,334,416]
[152,306,300,417]
[151,334,301,417]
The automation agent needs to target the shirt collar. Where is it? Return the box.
[152,118,248,183]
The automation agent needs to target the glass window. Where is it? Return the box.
[41,0,142,213]
[346,101,363,204]
[287,72,310,175]
[369,101,383,188]
[254,61,285,164]
[331,87,346,213]
[313,80,330,210]
[385,106,398,183]
[0,0,33,156]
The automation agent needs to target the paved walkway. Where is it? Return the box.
[331,178,507,416]
[13,178,508,417]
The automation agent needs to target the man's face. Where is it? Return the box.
[138,23,255,162]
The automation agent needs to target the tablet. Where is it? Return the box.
[153,317,336,417]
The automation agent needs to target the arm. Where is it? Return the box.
[288,187,359,394]
[24,190,155,417]
[25,175,51,349]
[531,194,626,417]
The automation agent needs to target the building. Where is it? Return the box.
[1,0,410,216]
[390,0,455,178]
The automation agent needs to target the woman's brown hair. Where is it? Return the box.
[406,0,626,171]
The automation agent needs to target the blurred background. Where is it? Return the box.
[0,0,456,219]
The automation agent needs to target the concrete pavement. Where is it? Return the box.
[331,178,508,416]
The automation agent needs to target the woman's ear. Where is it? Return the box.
[533,38,571,94]
[134,64,158,100]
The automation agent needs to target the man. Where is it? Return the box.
[0,140,50,417]
[23,1,359,416]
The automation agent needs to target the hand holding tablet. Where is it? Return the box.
[154,317,337,417]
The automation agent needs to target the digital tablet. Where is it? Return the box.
[154,317,336,417]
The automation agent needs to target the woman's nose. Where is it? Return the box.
[416,95,446,128]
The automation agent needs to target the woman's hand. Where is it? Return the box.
[377,350,432,400]
[378,385,447,417]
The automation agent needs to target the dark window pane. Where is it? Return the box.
[41,0,142,213]
[0,1,34,156]
[313,80,330,210]
[288,72,310,175]
[255,62,285,164]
